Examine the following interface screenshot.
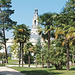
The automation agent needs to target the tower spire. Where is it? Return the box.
[35,9,38,15]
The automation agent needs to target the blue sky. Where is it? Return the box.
[6,0,68,38]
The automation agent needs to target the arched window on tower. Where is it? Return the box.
[34,20,36,26]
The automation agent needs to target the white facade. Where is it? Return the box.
[0,38,19,60]
[0,38,13,53]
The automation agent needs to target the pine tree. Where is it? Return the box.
[0,0,16,63]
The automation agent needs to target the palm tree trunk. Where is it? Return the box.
[47,31,50,68]
[19,42,21,67]
[42,55,44,68]
[66,41,69,70]
[22,43,24,67]
[36,59,37,68]
[73,55,74,66]
[28,51,30,67]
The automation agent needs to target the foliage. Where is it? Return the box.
[0,0,17,63]
[13,24,30,43]
[25,42,34,67]
[49,39,67,70]
[13,24,30,67]
[34,37,42,64]
[8,57,11,60]
[70,45,75,63]
[0,0,17,30]
[38,13,57,68]
[25,42,33,51]
[0,52,9,59]
[23,53,34,64]
[0,63,5,66]
[38,13,57,40]
[10,41,19,59]
[55,0,75,70]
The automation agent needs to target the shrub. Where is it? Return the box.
[0,52,9,60]
[8,57,11,60]
[23,53,34,64]
[0,63,5,66]
[2,59,6,63]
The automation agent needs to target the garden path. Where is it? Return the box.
[0,67,25,75]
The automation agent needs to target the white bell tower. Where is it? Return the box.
[30,9,40,45]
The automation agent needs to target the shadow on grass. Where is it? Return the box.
[21,70,62,75]
[43,65,53,68]
[70,67,75,70]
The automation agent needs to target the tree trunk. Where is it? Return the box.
[3,22,8,63]
[66,42,69,70]
[22,43,24,67]
[55,64,62,70]
[47,31,50,68]
[73,55,74,66]
[36,59,37,68]
[1,6,8,64]
[19,42,21,67]
[42,55,44,68]
[42,62,44,68]
[28,51,30,67]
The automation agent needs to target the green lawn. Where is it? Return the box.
[11,66,75,75]
[6,60,35,66]
[6,60,19,65]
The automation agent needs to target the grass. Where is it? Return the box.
[6,59,36,65]
[6,59,35,66]
[6,60,19,65]
[11,66,75,75]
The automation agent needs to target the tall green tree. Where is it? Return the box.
[38,13,57,68]
[13,24,30,67]
[0,0,16,63]
[55,0,75,70]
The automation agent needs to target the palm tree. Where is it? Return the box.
[13,24,30,67]
[38,13,57,68]
[25,42,33,67]
[55,12,75,70]
[55,0,75,70]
